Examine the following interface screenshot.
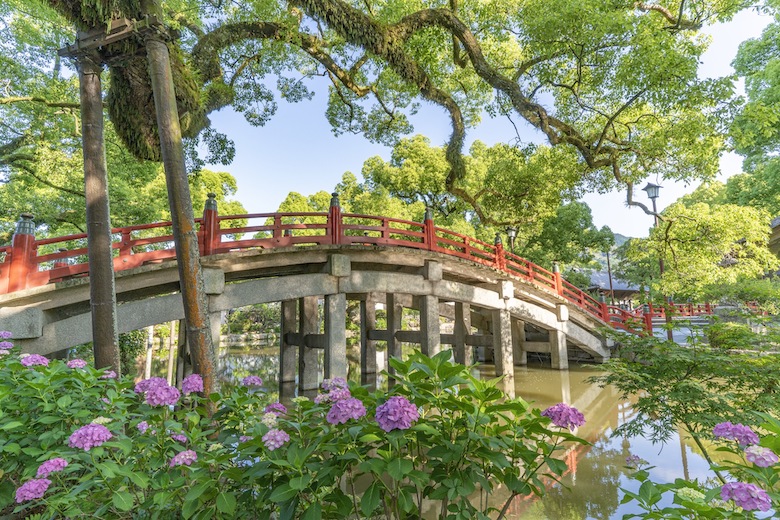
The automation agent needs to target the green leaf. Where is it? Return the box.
[300,502,322,520]
[360,481,382,517]
[216,492,237,515]
[269,483,298,503]
[1,421,23,430]
[387,458,414,481]
[111,491,134,512]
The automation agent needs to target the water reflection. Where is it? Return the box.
[216,347,716,519]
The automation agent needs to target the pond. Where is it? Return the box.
[215,346,717,519]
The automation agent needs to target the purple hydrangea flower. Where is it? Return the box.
[314,393,330,404]
[0,330,12,339]
[68,423,112,451]
[145,384,181,407]
[169,450,197,467]
[0,341,13,349]
[241,375,263,387]
[264,402,287,416]
[134,377,168,394]
[328,388,351,402]
[100,370,117,380]
[720,482,771,511]
[36,458,68,478]
[625,454,647,468]
[745,446,779,467]
[171,433,187,443]
[181,374,204,395]
[326,397,367,425]
[15,478,51,503]
[541,403,586,431]
[66,359,87,369]
[713,422,759,446]
[375,396,419,432]
[321,377,348,392]
[262,429,290,451]
[239,435,253,443]
[20,354,49,367]
[137,421,150,434]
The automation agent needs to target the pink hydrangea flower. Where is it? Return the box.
[713,422,759,446]
[15,478,51,503]
[720,482,771,511]
[541,403,586,430]
[0,341,13,349]
[181,374,204,395]
[145,384,181,407]
[326,397,366,425]
[137,421,150,434]
[375,396,419,432]
[264,402,287,416]
[134,377,168,394]
[36,458,68,478]
[745,446,779,467]
[68,423,112,451]
[262,429,290,451]
[0,330,12,339]
[169,450,197,467]
[20,354,49,367]
[66,359,87,369]
[241,375,263,387]
[100,370,117,379]
[171,433,187,444]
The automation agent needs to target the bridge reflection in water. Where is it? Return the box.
[215,346,712,520]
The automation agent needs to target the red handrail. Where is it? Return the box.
[0,204,714,334]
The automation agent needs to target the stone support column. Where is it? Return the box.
[454,302,472,365]
[325,293,347,380]
[360,294,378,383]
[299,296,320,391]
[550,328,569,370]
[386,293,403,377]
[492,309,514,386]
[420,294,441,356]
[280,300,297,384]
[513,319,527,365]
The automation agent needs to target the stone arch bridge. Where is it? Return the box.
[0,195,710,389]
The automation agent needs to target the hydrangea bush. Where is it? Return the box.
[0,335,586,519]
[622,413,780,519]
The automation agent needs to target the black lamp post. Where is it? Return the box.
[641,182,673,341]
[506,226,518,254]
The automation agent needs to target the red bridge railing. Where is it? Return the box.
[0,194,713,335]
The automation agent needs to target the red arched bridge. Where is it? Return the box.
[0,193,713,381]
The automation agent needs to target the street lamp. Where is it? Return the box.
[641,182,673,341]
[506,226,518,254]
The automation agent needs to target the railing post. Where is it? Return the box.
[328,192,342,245]
[201,192,219,256]
[643,303,653,335]
[599,294,609,322]
[494,234,506,270]
[53,248,69,269]
[8,213,36,293]
[552,262,563,296]
[705,302,712,314]
[424,207,436,251]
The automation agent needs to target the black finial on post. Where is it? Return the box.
[494,233,502,246]
[330,192,340,208]
[424,207,433,222]
[15,213,35,236]
[552,262,560,273]
[205,192,217,211]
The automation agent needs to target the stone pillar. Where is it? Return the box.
[513,319,527,365]
[492,309,514,386]
[280,300,297,383]
[325,293,347,380]
[550,328,569,370]
[454,302,472,365]
[209,312,222,352]
[420,294,441,356]
[386,293,403,377]
[360,294,378,384]
[299,296,320,392]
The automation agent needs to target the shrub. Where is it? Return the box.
[0,335,586,519]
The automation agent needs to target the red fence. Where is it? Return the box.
[0,195,713,335]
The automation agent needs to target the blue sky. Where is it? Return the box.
[205,10,771,238]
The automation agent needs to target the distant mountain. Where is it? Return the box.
[613,233,631,247]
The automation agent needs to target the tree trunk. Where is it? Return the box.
[145,35,217,395]
[78,54,120,372]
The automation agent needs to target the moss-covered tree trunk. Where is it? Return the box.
[144,33,217,395]
[78,54,120,372]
